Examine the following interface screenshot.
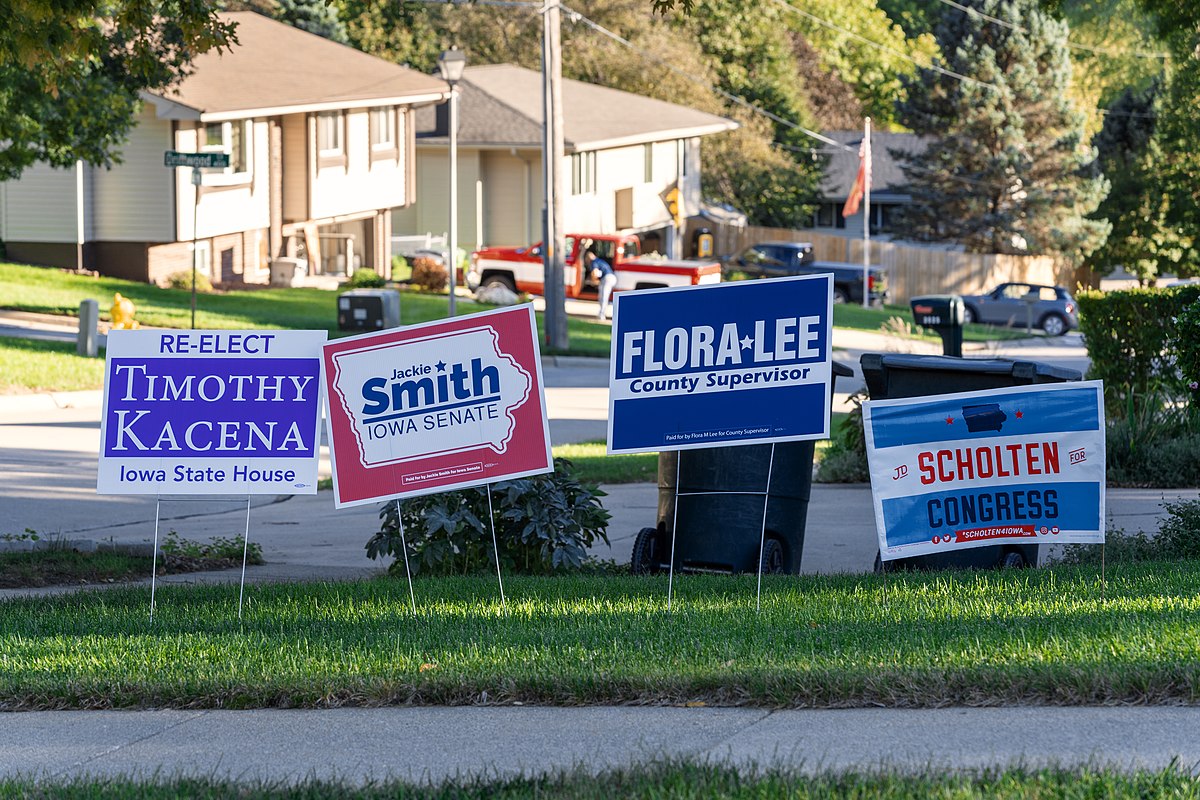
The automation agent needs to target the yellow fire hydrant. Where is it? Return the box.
[110,293,140,330]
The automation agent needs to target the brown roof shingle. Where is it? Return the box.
[156,12,449,118]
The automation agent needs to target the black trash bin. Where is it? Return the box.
[860,353,1082,572]
[631,362,853,575]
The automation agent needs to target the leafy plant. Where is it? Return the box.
[343,268,386,289]
[0,528,40,543]
[1063,499,1200,564]
[366,458,611,576]
[409,256,447,293]
[1172,298,1200,397]
[815,390,868,483]
[160,531,263,564]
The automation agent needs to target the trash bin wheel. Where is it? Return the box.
[999,549,1028,569]
[760,538,784,575]
[630,527,660,575]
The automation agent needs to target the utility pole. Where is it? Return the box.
[861,117,872,310]
[541,0,568,351]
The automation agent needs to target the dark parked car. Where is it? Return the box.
[725,241,887,305]
[960,283,1078,336]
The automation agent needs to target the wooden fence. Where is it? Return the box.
[708,224,1072,304]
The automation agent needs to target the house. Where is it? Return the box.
[812,131,927,240]
[0,12,450,284]
[393,64,737,257]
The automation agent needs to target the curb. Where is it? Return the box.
[541,354,608,369]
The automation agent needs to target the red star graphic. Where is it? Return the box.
[1015,410,1024,419]
[945,416,954,425]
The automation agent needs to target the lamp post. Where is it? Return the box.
[438,47,467,317]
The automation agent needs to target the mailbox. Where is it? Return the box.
[910,294,964,357]
[338,289,401,332]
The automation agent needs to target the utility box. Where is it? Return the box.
[910,295,965,357]
[338,289,401,332]
[270,257,307,288]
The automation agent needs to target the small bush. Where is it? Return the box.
[1063,499,1200,564]
[410,256,448,293]
[815,390,869,483]
[391,254,409,281]
[1173,298,1200,393]
[160,531,263,564]
[366,458,610,576]
[344,268,386,289]
[1076,284,1200,416]
[165,270,213,293]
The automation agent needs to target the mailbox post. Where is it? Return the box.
[910,295,964,357]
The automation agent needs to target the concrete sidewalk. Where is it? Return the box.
[3,706,1198,784]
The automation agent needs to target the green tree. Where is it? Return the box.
[1087,83,1188,282]
[0,1,236,181]
[276,0,348,43]
[1151,32,1200,278]
[894,0,1109,259]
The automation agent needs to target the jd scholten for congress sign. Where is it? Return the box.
[97,330,326,494]
[607,275,833,454]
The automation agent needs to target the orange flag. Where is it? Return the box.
[842,133,872,218]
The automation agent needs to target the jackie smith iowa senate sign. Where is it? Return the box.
[97,330,326,494]
[321,305,553,508]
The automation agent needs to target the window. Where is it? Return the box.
[200,121,249,176]
[317,112,343,156]
[571,151,595,195]
[815,203,834,228]
[369,108,395,150]
[643,143,653,183]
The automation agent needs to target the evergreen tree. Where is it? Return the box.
[893,0,1109,259]
[1151,31,1200,278]
[276,0,348,44]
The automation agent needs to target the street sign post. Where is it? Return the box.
[164,150,228,328]
[163,150,230,169]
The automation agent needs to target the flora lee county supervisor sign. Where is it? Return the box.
[322,304,552,508]
[98,330,326,494]
[607,274,833,453]
[863,381,1106,561]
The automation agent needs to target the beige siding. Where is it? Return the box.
[282,113,308,222]
[174,121,271,240]
[0,162,80,243]
[393,147,487,249]
[481,151,529,248]
[310,109,407,220]
[90,107,174,242]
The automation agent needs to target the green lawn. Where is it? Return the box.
[3,765,1196,799]
[0,337,106,392]
[553,441,658,484]
[1,562,1197,710]
[0,261,611,355]
[833,302,1031,343]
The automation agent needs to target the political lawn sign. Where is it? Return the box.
[322,304,552,508]
[863,381,1106,561]
[97,330,326,494]
[607,275,833,454]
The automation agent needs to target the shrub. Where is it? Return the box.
[1173,298,1200,394]
[344,268,386,289]
[1062,499,1200,564]
[165,270,213,293]
[366,458,611,576]
[1076,284,1200,416]
[815,390,869,483]
[410,256,448,293]
[391,254,409,281]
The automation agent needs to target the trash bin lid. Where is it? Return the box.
[862,353,1080,381]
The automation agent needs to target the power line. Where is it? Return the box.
[928,0,1171,59]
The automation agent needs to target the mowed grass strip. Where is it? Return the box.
[0,338,106,393]
[1,563,1198,710]
[2,764,1197,799]
[553,441,657,484]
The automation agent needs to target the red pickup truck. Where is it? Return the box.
[467,233,721,299]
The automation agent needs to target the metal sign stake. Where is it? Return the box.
[485,484,506,607]
[755,443,777,613]
[1101,542,1106,601]
[237,496,252,620]
[396,499,417,616]
[149,498,161,622]
[667,453,682,611]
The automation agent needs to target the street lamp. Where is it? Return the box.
[438,47,467,317]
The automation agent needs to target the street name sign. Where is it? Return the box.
[321,304,553,508]
[163,150,230,169]
[607,274,833,454]
[863,381,1106,561]
[97,330,327,494]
